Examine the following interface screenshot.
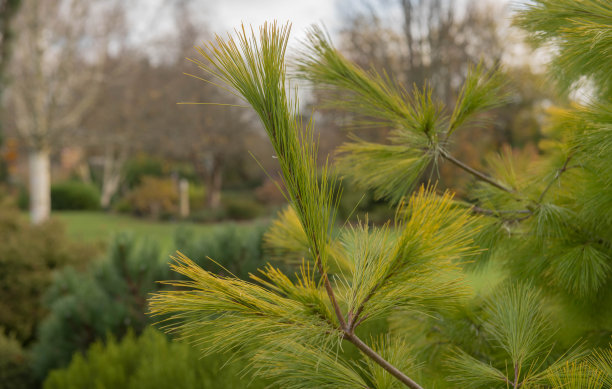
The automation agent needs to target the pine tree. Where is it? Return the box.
[149,1,612,387]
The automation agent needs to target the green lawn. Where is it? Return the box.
[53,211,232,251]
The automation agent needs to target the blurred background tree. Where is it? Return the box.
[6,0,120,223]
[0,0,21,184]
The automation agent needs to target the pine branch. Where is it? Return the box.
[186,22,425,389]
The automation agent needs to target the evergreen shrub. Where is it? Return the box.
[51,181,100,211]
[43,327,268,389]
[174,223,269,279]
[31,234,169,378]
[0,203,97,344]
[0,330,34,389]
[122,155,165,189]
[222,193,265,220]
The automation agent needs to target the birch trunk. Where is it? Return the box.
[100,174,120,209]
[100,147,126,209]
[29,149,50,224]
[179,178,190,218]
[206,159,222,209]
[100,160,121,209]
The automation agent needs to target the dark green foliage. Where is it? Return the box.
[0,202,97,344]
[51,181,101,211]
[222,192,265,220]
[0,329,34,389]
[0,0,22,86]
[188,207,229,223]
[43,327,269,389]
[31,234,170,378]
[189,191,269,222]
[122,155,165,189]
[16,184,28,210]
[174,223,269,279]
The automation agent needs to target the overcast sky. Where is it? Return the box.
[130,0,517,48]
[129,0,343,50]
[207,0,340,42]
[127,0,536,72]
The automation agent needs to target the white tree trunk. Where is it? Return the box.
[100,167,121,209]
[100,177,120,209]
[100,149,125,209]
[179,178,190,218]
[29,149,51,224]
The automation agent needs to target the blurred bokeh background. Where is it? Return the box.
[0,0,558,388]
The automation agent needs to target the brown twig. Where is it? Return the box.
[537,153,573,204]
[513,362,519,388]
[317,261,347,329]
[440,149,514,193]
[471,206,531,216]
[345,332,424,389]
[348,285,378,331]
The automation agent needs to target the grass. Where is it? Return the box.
[52,211,248,251]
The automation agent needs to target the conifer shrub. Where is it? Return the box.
[0,203,97,344]
[0,330,34,389]
[50,181,100,211]
[174,223,269,279]
[43,327,269,389]
[222,192,265,220]
[31,234,170,378]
